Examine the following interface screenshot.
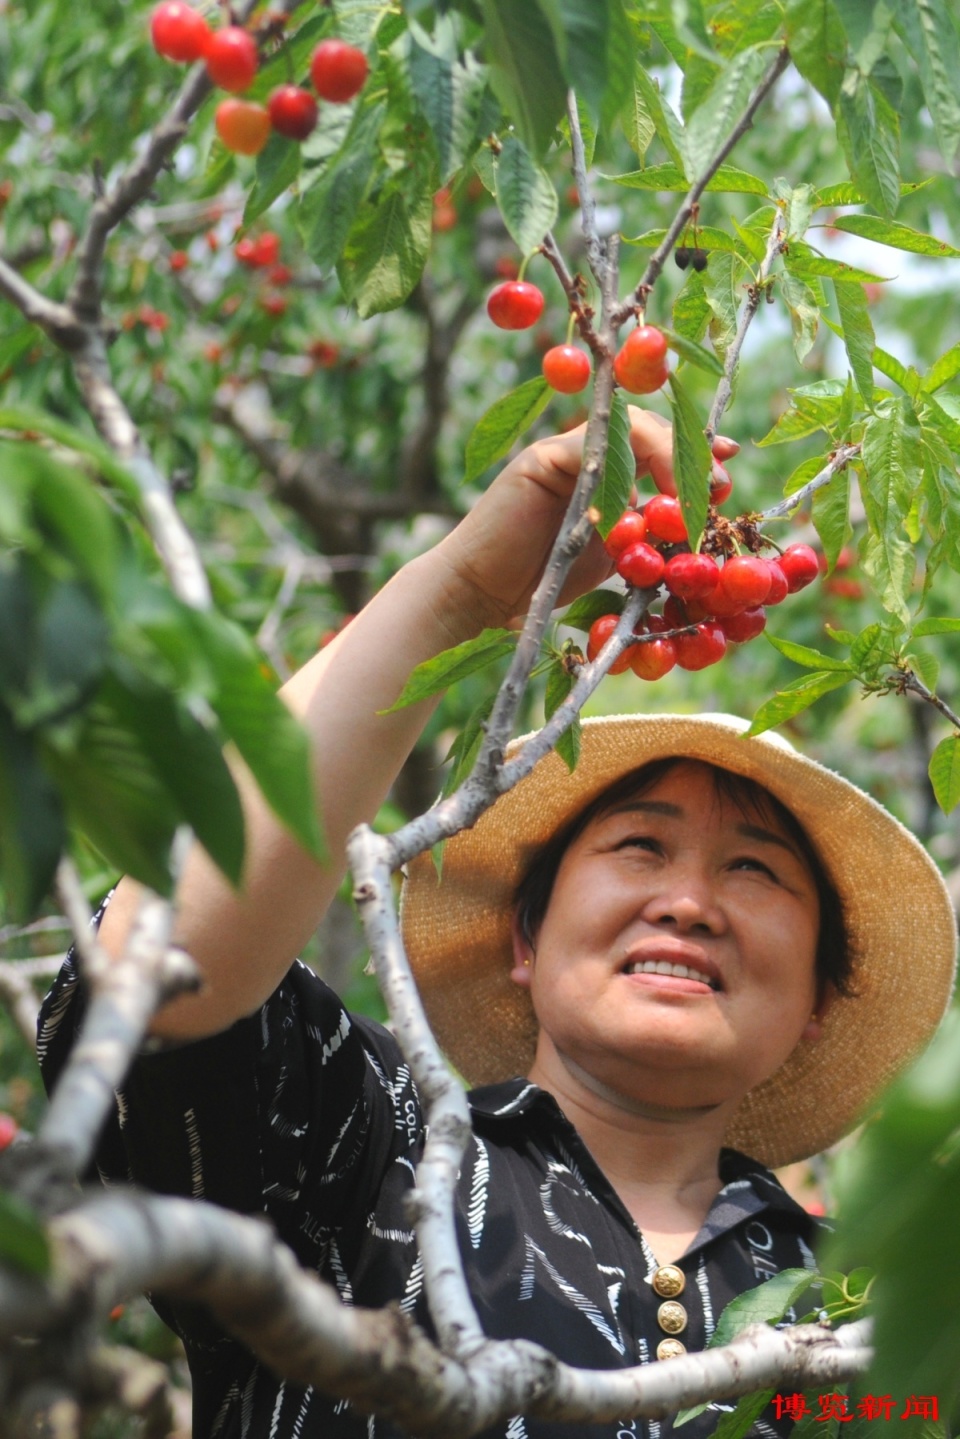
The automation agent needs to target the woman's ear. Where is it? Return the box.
[802,981,837,1042]
[509,910,535,988]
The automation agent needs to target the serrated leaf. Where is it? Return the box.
[337,181,433,318]
[788,252,890,284]
[813,465,852,572]
[561,589,625,632]
[929,735,960,814]
[681,46,769,179]
[619,72,657,161]
[668,372,711,551]
[831,213,960,257]
[593,392,635,538]
[537,0,611,113]
[624,225,743,257]
[914,617,960,636]
[607,162,768,195]
[836,71,901,219]
[441,695,495,799]
[479,0,567,157]
[381,629,517,713]
[246,134,301,224]
[783,453,829,497]
[779,271,820,362]
[0,1190,50,1276]
[897,0,960,167]
[544,661,580,773]
[850,621,897,673]
[746,670,853,734]
[672,272,711,343]
[923,343,960,394]
[872,346,910,390]
[766,635,853,672]
[905,649,940,692]
[860,529,915,625]
[631,64,686,171]
[784,0,846,107]
[859,400,923,535]
[494,135,558,255]
[710,1269,817,1348]
[834,281,876,407]
[0,710,65,920]
[756,393,842,447]
[775,179,817,242]
[0,410,140,508]
[662,328,724,377]
[464,378,553,484]
[702,251,740,359]
[408,23,487,182]
[298,105,382,273]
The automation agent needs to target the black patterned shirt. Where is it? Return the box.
[38,950,824,1439]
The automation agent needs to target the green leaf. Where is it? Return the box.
[924,343,960,393]
[337,181,433,318]
[631,64,686,172]
[624,225,744,257]
[10,580,109,731]
[299,104,382,273]
[783,453,830,497]
[0,1190,50,1276]
[0,710,65,920]
[187,612,324,861]
[711,1268,818,1348]
[537,0,611,113]
[479,0,568,157]
[381,628,517,713]
[859,399,923,536]
[494,135,558,255]
[0,410,140,509]
[784,0,846,107]
[702,251,740,360]
[672,272,711,343]
[464,378,553,485]
[593,392,635,538]
[700,1391,777,1439]
[756,388,844,446]
[850,620,898,675]
[779,272,820,363]
[441,695,496,799]
[766,635,853,672]
[775,179,818,242]
[834,281,876,407]
[913,617,960,636]
[561,589,625,633]
[408,22,487,183]
[860,530,916,625]
[681,46,769,179]
[607,162,768,195]
[544,660,580,773]
[872,346,910,390]
[905,648,939,693]
[813,465,853,572]
[618,69,657,161]
[246,134,301,225]
[668,372,712,551]
[787,252,890,284]
[929,735,960,814]
[836,70,901,219]
[896,0,960,167]
[746,670,853,734]
[814,178,934,206]
[831,213,960,258]
[661,328,724,377]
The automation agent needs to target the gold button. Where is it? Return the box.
[656,1337,687,1360]
[657,1300,688,1335]
[652,1264,686,1299]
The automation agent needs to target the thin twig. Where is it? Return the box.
[566,91,605,287]
[0,257,85,348]
[760,444,861,521]
[613,46,790,326]
[706,209,786,443]
[896,670,960,731]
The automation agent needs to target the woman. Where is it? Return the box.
[38,412,957,1439]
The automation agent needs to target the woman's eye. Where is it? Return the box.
[731,856,776,878]
[617,835,660,853]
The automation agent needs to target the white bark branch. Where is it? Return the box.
[706,210,786,443]
[759,444,861,521]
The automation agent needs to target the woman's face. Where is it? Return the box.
[511,761,824,1113]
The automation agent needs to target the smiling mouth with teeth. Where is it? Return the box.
[623,960,720,991]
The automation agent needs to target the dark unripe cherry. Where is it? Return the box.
[150,1,210,62]
[664,552,720,602]
[716,555,772,609]
[587,615,633,674]
[721,606,767,644]
[617,542,666,590]
[613,325,669,394]
[487,281,545,330]
[310,39,369,102]
[777,543,820,593]
[644,495,688,544]
[630,634,677,681]
[674,621,727,671]
[603,510,647,561]
[542,344,592,393]
[268,85,318,140]
[205,27,259,91]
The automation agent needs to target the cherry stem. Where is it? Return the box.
[517,250,536,282]
[564,311,577,344]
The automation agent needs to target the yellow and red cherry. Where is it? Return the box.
[487,281,545,330]
[587,614,633,674]
[630,634,677,680]
[613,325,669,394]
[216,99,271,154]
[542,344,592,393]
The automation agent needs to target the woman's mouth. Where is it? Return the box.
[622,957,721,991]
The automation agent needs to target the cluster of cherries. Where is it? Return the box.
[586,500,820,680]
[150,1,368,156]
[486,284,674,400]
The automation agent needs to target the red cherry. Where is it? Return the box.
[777,544,820,593]
[151,1,210,62]
[310,39,369,102]
[494,255,520,280]
[663,552,720,602]
[674,621,727,671]
[216,99,271,155]
[662,596,689,629]
[205,230,220,252]
[267,84,318,140]
[252,231,280,267]
[486,281,545,330]
[587,614,633,674]
[616,541,666,590]
[205,27,259,92]
[716,556,772,609]
[169,249,189,271]
[630,634,677,681]
[721,606,767,643]
[542,345,592,394]
[603,510,647,561]
[234,236,259,265]
[0,1114,17,1151]
[613,326,669,394]
[643,495,688,544]
[763,560,789,606]
[259,294,287,316]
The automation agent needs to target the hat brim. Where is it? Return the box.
[401,713,957,1167]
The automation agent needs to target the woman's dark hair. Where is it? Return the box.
[513,757,855,997]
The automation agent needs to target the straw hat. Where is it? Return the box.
[401,713,957,1167]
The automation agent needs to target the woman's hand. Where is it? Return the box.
[438,407,739,628]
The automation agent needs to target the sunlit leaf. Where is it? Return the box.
[381,629,517,713]
[464,378,553,484]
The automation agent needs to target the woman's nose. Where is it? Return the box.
[641,872,726,934]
